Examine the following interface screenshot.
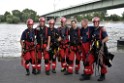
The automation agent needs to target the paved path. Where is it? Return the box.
[0,52,124,83]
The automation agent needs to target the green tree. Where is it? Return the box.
[6,15,13,23]
[83,13,93,21]
[76,15,83,22]
[12,16,21,23]
[0,15,5,22]
[34,15,40,22]
[21,9,37,22]
[12,10,21,17]
[12,10,22,20]
[122,12,124,21]
[4,11,11,21]
[109,14,121,21]
[6,15,20,23]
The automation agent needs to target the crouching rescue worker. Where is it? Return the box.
[20,19,36,76]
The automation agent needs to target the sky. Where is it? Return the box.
[0,0,124,16]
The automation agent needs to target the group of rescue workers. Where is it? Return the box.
[20,16,114,81]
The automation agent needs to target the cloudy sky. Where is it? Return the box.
[0,0,124,16]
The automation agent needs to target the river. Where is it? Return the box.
[0,22,124,57]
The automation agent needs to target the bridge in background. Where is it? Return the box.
[41,0,124,20]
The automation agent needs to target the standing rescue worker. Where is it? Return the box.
[92,17,109,81]
[34,17,49,74]
[79,19,94,81]
[46,19,61,74]
[58,17,69,72]
[64,20,82,75]
[20,19,36,75]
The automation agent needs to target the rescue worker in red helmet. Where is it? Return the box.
[57,17,69,72]
[34,17,49,74]
[46,19,61,74]
[92,17,109,81]
[79,19,94,81]
[20,19,36,75]
[64,20,82,75]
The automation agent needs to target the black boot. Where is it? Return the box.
[79,74,91,81]
[97,74,105,81]
[64,71,73,75]
[26,69,30,76]
[52,69,56,73]
[61,68,66,72]
[81,73,85,76]
[75,70,79,74]
[32,68,37,75]
[46,71,50,75]
[37,70,41,74]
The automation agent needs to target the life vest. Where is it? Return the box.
[25,29,35,42]
[58,26,69,40]
[69,27,80,45]
[35,26,48,44]
[49,28,59,43]
[23,29,35,50]
[93,26,104,40]
[81,27,90,43]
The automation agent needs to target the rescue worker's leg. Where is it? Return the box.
[75,52,81,74]
[23,52,31,76]
[64,47,74,75]
[25,60,30,76]
[98,44,108,81]
[37,51,42,74]
[51,53,56,73]
[80,43,94,80]
[65,48,69,70]
[80,54,94,81]
[97,64,107,81]
[48,47,57,73]
[36,45,42,74]
[30,50,37,75]
[44,50,50,75]
[59,49,66,72]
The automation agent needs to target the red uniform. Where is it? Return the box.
[58,26,69,71]
[80,26,94,75]
[48,27,59,72]
[21,28,36,74]
[65,27,82,74]
[35,26,50,73]
[92,26,108,74]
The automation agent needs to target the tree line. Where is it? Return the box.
[0,9,124,24]
[0,9,39,23]
[75,10,124,22]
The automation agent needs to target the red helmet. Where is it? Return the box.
[39,17,45,22]
[61,17,66,23]
[92,17,100,22]
[49,19,55,24]
[26,19,34,25]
